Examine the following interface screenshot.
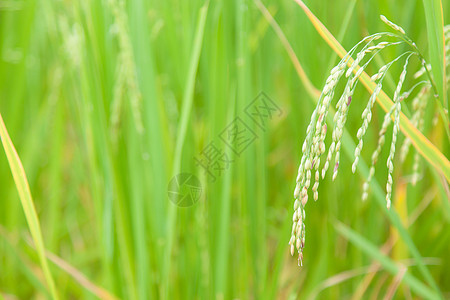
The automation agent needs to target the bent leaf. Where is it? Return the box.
[335,221,439,299]
[0,113,59,299]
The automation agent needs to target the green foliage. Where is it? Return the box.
[0,0,449,299]
[422,0,448,109]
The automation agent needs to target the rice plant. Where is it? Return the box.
[290,14,450,266]
[1,0,449,299]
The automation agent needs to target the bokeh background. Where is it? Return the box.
[0,0,449,299]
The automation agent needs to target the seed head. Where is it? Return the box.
[290,24,422,266]
[384,54,412,208]
[294,199,300,211]
[380,15,406,35]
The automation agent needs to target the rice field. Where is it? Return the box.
[0,0,449,299]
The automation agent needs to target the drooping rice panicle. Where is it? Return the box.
[293,48,359,200]
[59,17,83,68]
[361,53,417,200]
[290,44,356,265]
[362,104,396,201]
[111,60,127,139]
[322,39,406,181]
[380,15,406,35]
[290,19,430,264]
[292,36,387,262]
[352,83,383,173]
[411,149,422,185]
[399,86,429,163]
[410,89,429,185]
[108,0,144,133]
[328,41,403,180]
[384,54,413,208]
[413,63,432,79]
[352,52,416,173]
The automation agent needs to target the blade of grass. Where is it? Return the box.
[45,247,119,300]
[254,0,320,99]
[0,227,49,297]
[18,231,119,300]
[127,0,170,296]
[214,96,235,297]
[237,0,265,297]
[163,2,209,298]
[293,0,450,183]
[352,189,436,299]
[422,0,447,111]
[0,113,59,300]
[335,221,438,299]
[126,116,148,300]
[309,257,440,299]
[432,170,450,221]
[324,0,357,73]
[72,2,138,295]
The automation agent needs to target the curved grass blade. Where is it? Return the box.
[45,250,119,300]
[0,113,59,299]
[344,134,444,299]
[309,257,440,299]
[335,221,438,299]
[254,0,320,100]
[293,0,450,183]
[0,227,50,297]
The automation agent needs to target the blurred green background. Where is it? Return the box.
[0,0,449,299]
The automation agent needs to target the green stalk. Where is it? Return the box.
[0,114,59,299]
[422,0,448,114]
[163,3,209,298]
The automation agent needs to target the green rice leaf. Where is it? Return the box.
[335,221,438,299]
[0,113,59,300]
[422,0,447,109]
